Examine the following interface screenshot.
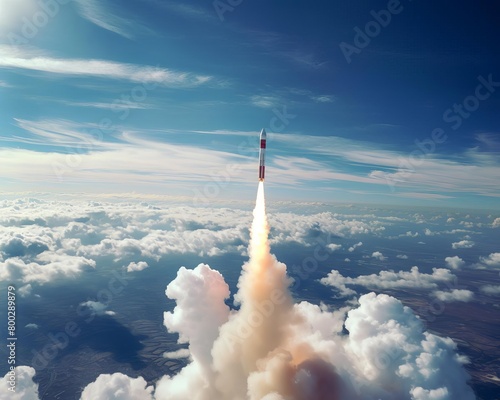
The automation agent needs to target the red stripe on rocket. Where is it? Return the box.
[258,129,266,181]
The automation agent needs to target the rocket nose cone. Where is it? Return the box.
[260,128,266,139]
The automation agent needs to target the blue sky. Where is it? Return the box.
[0,0,499,208]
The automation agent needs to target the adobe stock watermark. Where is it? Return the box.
[7,0,72,46]
[192,105,296,206]
[213,0,243,22]
[340,0,411,64]
[382,73,499,191]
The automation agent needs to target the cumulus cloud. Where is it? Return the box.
[371,251,387,261]
[0,254,96,284]
[0,199,388,288]
[321,267,456,297]
[0,366,39,400]
[80,373,154,400]
[492,217,500,228]
[480,285,500,295]
[445,256,465,270]
[432,289,474,303]
[126,261,149,272]
[451,240,475,249]
[424,228,436,236]
[396,254,408,259]
[348,241,363,252]
[478,252,500,268]
[79,301,116,317]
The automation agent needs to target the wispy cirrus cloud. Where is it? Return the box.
[250,95,279,109]
[74,0,145,39]
[0,46,212,87]
[149,0,214,21]
[475,132,500,151]
[270,132,500,198]
[395,192,454,200]
[60,101,156,110]
[3,122,500,199]
[311,95,334,103]
[4,118,109,148]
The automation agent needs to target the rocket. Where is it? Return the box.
[258,128,266,181]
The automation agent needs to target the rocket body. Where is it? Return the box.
[258,129,266,181]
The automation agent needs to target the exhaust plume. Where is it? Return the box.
[152,182,475,400]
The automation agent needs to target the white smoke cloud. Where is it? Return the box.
[80,373,154,400]
[153,286,476,400]
[0,366,39,400]
[153,185,475,399]
[163,349,190,359]
[163,264,230,367]
[397,254,408,259]
[432,289,474,302]
[445,256,465,270]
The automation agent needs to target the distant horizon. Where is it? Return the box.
[1,191,500,212]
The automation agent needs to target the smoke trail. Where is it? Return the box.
[212,182,293,398]
[209,182,341,399]
[151,182,476,400]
